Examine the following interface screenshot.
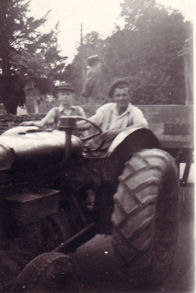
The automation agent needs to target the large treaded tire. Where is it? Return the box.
[112,148,179,287]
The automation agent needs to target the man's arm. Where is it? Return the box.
[131,107,149,128]
[77,106,104,130]
[99,106,148,142]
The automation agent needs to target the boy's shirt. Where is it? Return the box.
[41,105,86,129]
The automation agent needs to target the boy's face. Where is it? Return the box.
[57,90,74,107]
[113,87,130,113]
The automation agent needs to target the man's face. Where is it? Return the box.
[113,87,130,113]
[57,90,74,107]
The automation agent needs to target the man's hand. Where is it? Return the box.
[76,121,90,131]
[99,129,120,142]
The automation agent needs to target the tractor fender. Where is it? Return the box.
[108,126,160,154]
[105,127,161,179]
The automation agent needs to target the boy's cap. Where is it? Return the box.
[55,81,74,92]
[108,78,129,97]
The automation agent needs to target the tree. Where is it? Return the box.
[69,0,192,105]
[0,0,67,114]
[112,0,192,104]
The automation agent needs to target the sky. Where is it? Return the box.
[29,0,195,62]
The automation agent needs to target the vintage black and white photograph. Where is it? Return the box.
[0,0,194,292]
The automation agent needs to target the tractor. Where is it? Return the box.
[0,108,191,293]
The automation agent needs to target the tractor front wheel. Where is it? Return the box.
[10,252,81,293]
[112,148,179,287]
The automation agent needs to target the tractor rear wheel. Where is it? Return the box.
[112,148,179,287]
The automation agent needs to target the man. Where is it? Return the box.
[78,79,148,147]
[79,79,148,210]
[82,55,105,103]
[22,82,86,129]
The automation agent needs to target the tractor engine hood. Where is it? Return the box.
[0,127,83,171]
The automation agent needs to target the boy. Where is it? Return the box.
[22,82,86,129]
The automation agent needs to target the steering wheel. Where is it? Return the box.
[71,116,104,152]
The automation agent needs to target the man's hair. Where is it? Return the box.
[108,79,130,98]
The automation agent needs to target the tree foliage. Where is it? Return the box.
[70,0,192,105]
[0,0,67,113]
[117,0,192,104]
